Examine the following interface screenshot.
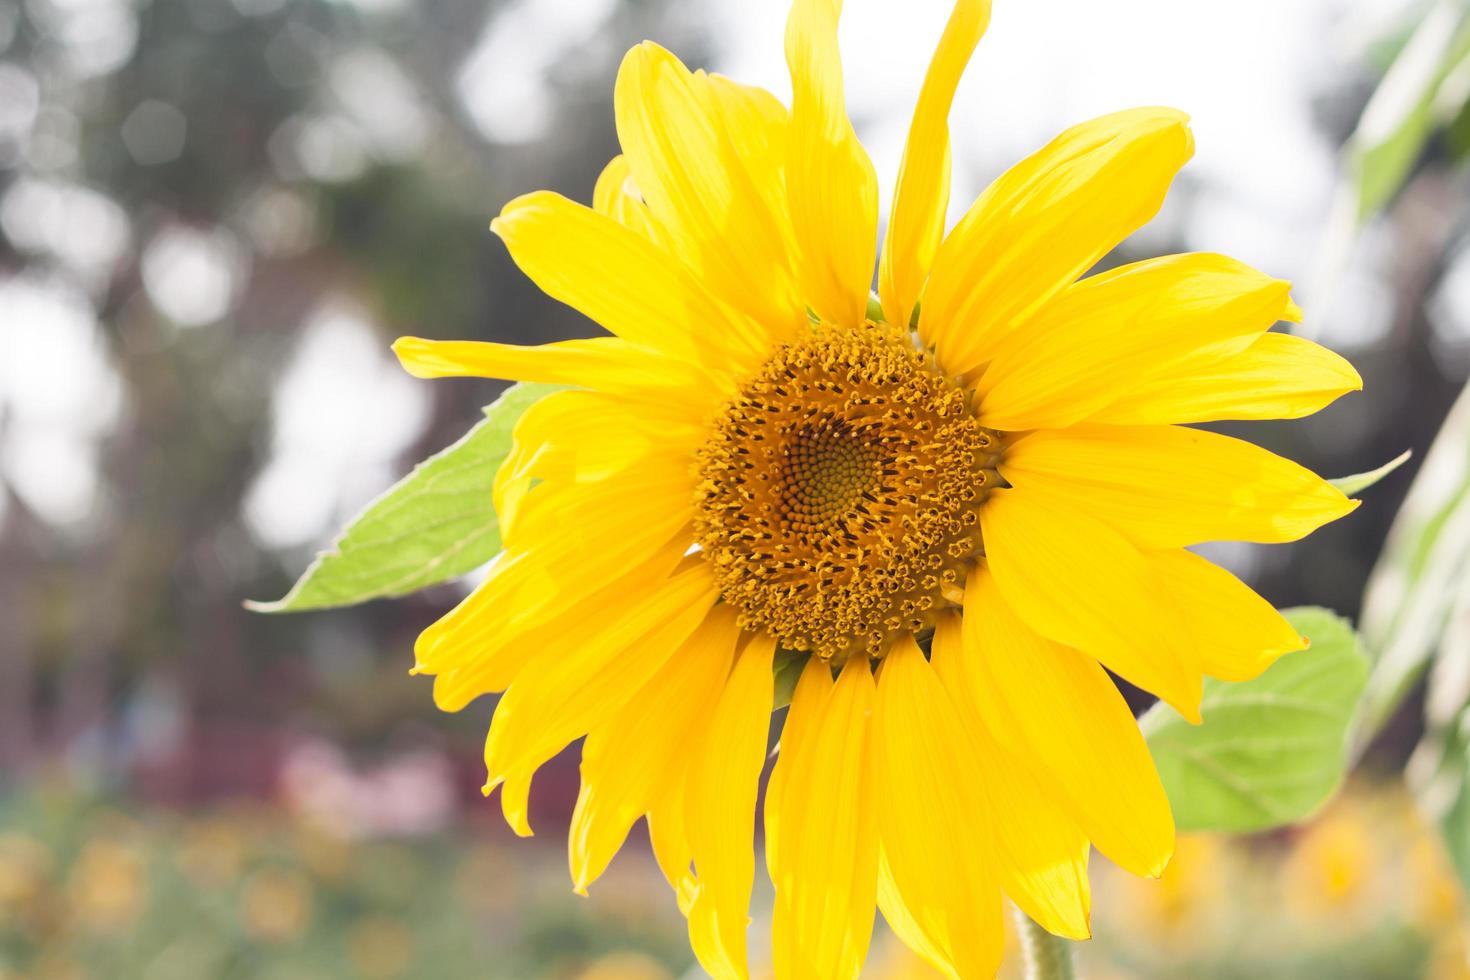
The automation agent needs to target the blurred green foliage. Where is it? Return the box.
[0,788,694,980]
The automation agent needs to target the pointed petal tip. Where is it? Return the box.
[1175,695,1204,726]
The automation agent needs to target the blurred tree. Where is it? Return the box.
[0,0,694,795]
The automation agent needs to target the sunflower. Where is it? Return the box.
[392,0,1361,976]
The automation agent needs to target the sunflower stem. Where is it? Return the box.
[1014,907,1078,980]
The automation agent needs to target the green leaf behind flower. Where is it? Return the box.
[772,648,812,710]
[1405,537,1470,896]
[1141,607,1369,834]
[1360,380,1470,736]
[1412,709,1470,895]
[247,382,557,613]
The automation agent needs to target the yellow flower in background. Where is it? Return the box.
[393,0,1361,976]
[574,951,676,980]
[346,915,415,980]
[1111,833,1232,945]
[1283,808,1376,920]
[66,838,147,934]
[238,866,314,944]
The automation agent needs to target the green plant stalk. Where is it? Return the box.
[1014,907,1077,980]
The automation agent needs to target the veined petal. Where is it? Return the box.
[785,0,880,327]
[482,560,718,834]
[999,424,1358,549]
[930,615,1091,941]
[873,636,1004,980]
[392,336,714,401]
[570,605,741,893]
[1090,330,1363,425]
[769,656,879,980]
[975,253,1294,430]
[593,154,659,239]
[923,107,1193,377]
[615,42,805,339]
[879,0,991,329]
[981,485,1204,722]
[1150,548,1307,682]
[493,190,763,370]
[764,656,834,874]
[685,634,777,980]
[963,566,1175,878]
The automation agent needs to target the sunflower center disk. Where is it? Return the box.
[694,322,1003,662]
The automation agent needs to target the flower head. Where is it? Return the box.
[393,1,1361,976]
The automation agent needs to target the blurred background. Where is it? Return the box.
[2,0,1470,976]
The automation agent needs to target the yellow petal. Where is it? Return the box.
[1150,548,1308,682]
[648,793,697,913]
[482,560,718,834]
[423,531,691,710]
[702,72,799,275]
[763,656,833,874]
[923,107,1193,377]
[769,656,879,980]
[592,154,659,239]
[493,190,764,370]
[569,605,742,893]
[999,424,1359,549]
[506,453,693,559]
[975,253,1293,430]
[876,848,952,979]
[420,468,696,707]
[1090,330,1363,425]
[492,388,704,540]
[391,335,712,400]
[879,0,991,329]
[963,566,1175,878]
[784,0,880,327]
[685,634,777,980]
[872,636,1005,979]
[981,486,1204,722]
[930,614,1092,941]
[615,42,804,338]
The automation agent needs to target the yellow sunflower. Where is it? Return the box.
[392,0,1361,976]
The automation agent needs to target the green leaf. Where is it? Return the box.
[1407,561,1470,896]
[1411,709,1470,895]
[864,291,885,323]
[1349,0,1470,219]
[246,382,558,613]
[1360,379,1470,737]
[1329,449,1413,496]
[1141,607,1369,833]
[772,648,811,710]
